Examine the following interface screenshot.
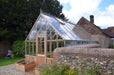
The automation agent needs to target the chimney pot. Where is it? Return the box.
[90,15,94,24]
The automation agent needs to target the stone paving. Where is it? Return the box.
[0,64,34,75]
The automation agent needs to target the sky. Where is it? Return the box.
[58,0,114,29]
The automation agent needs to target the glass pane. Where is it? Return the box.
[30,42,32,55]
[28,16,47,40]
[38,18,47,34]
[34,42,36,56]
[42,41,44,54]
[38,37,45,54]
[27,42,29,55]
[47,42,50,57]
[38,37,41,54]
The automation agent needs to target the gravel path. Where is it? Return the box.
[0,64,34,75]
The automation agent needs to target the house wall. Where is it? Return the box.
[110,38,114,45]
[53,47,114,74]
[73,25,92,40]
[0,40,10,58]
[91,35,110,48]
[73,25,110,48]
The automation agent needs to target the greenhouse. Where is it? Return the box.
[25,13,98,65]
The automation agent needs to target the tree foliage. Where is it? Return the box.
[0,0,65,43]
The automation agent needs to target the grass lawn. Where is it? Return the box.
[0,57,24,66]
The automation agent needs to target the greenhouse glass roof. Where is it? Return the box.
[27,13,82,40]
[42,14,81,40]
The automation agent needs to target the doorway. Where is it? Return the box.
[36,35,47,66]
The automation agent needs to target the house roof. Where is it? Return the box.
[102,27,114,38]
[77,17,109,37]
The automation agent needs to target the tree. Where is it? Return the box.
[0,0,65,43]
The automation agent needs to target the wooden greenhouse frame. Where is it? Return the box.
[24,13,98,66]
[24,14,66,66]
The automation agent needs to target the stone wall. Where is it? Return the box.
[0,40,10,58]
[53,47,114,74]
[91,35,110,48]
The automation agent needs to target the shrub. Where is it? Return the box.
[12,40,25,57]
[39,64,68,75]
[39,64,101,75]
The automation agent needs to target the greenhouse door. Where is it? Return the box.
[36,35,47,66]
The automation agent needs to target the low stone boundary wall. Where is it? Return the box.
[53,47,114,74]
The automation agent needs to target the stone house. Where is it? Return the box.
[73,15,110,48]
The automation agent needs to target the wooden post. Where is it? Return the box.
[44,35,47,64]
[36,36,38,55]
[64,40,66,47]
[50,32,52,58]
[56,34,58,48]
[25,42,27,55]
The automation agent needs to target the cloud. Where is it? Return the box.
[58,0,70,4]
[58,0,114,29]
[59,0,101,22]
[95,5,114,28]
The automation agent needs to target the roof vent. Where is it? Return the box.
[55,18,65,25]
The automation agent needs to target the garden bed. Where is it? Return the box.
[15,59,36,72]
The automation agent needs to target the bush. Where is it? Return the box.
[12,40,25,57]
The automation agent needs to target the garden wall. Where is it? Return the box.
[53,47,114,74]
[0,40,10,58]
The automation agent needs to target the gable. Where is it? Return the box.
[77,17,103,35]
[25,14,63,41]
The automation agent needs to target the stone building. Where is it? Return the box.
[73,15,110,48]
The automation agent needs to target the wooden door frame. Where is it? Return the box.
[36,34,47,64]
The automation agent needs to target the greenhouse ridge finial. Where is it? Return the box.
[40,0,45,14]
[40,9,43,14]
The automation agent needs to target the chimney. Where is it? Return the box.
[90,15,94,24]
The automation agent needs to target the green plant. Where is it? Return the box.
[39,64,68,75]
[39,64,80,75]
[39,64,102,75]
[109,44,114,48]
[64,69,79,75]
[80,66,102,75]
[12,40,25,57]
